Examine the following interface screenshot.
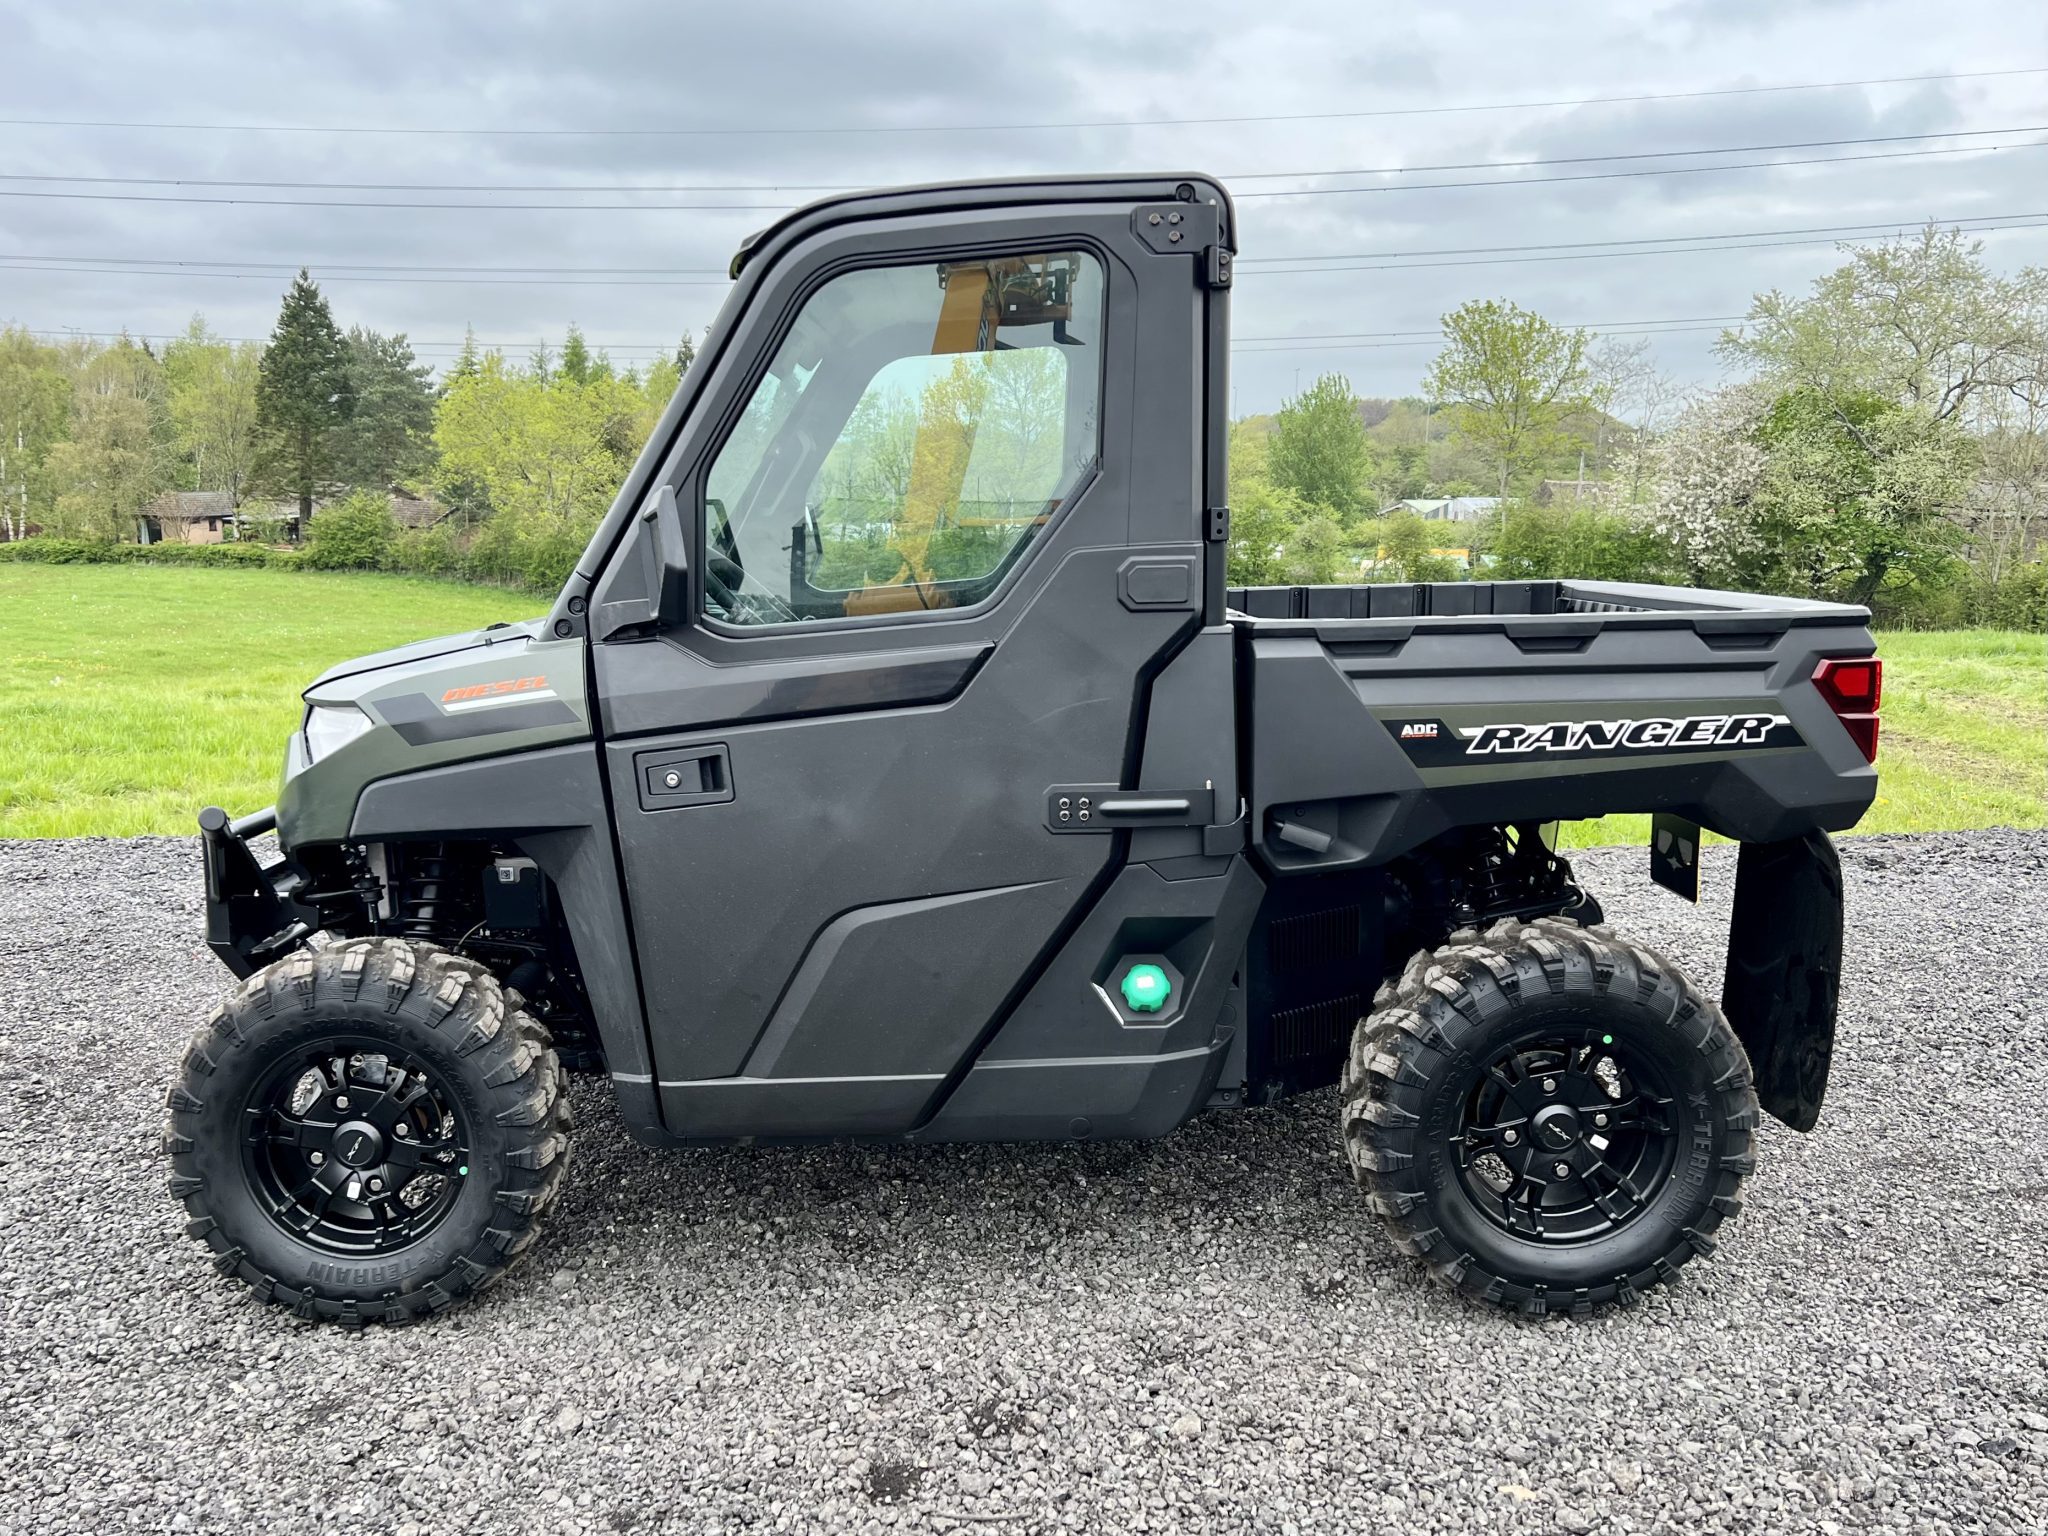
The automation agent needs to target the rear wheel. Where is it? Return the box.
[1341,916,1757,1315]
[164,938,571,1324]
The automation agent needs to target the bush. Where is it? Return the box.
[394,521,465,579]
[0,538,300,569]
[1480,503,1675,584]
[1871,555,2047,632]
[304,490,399,571]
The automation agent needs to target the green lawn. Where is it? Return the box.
[0,564,2041,840]
[1556,628,2046,848]
[0,565,531,837]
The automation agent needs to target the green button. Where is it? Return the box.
[1121,963,1171,1013]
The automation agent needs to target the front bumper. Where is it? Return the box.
[198,805,308,978]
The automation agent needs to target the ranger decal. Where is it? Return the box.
[1390,712,1803,766]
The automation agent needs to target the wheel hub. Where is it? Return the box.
[1532,1103,1581,1150]
[332,1120,384,1168]
[1451,1029,1680,1244]
[241,1040,472,1257]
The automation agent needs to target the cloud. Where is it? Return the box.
[0,0,2037,403]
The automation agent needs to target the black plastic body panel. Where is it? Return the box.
[917,856,1263,1141]
[579,184,1232,1144]
[349,744,656,1086]
[1237,581,1879,874]
[1722,830,1844,1131]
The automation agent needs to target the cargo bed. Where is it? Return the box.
[1231,580,1879,872]
[1227,577,1867,626]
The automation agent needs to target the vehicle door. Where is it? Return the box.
[588,182,1228,1137]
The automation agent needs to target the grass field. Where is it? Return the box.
[1552,626,2045,847]
[0,563,2041,840]
[0,565,527,838]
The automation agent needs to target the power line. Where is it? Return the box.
[0,262,728,287]
[9,211,2038,290]
[0,66,2039,138]
[1232,139,2048,199]
[1235,323,1740,354]
[1249,219,2048,277]
[0,253,731,277]
[6,138,2040,214]
[14,326,686,354]
[5,124,2040,195]
[1235,213,2048,266]
[1234,314,1750,343]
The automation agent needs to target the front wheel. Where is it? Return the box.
[164,938,571,1324]
[1341,916,1757,1315]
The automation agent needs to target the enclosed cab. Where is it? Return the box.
[170,174,1878,1324]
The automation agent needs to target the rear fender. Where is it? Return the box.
[1721,830,1843,1131]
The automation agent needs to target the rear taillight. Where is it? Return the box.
[1813,656,1881,762]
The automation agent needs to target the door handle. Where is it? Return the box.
[1044,785,1215,832]
[636,744,734,811]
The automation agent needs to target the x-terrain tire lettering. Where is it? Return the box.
[1341,916,1757,1316]
[164,938,571,1324]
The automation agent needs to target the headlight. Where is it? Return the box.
[303,703,374,762]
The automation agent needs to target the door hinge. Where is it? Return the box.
[1204,245,1233,289]
[1205,506,1231,543]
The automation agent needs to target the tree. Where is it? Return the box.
[674,330,698,374]
[256,271,355,519]
[0,327,70,540]
[1754,387,1971,603]
[334,327,435,489]
[304,487,398,569]
[1715,228,2031,601]
[558,326,594,386]
[163,317,263,505]
[1722,225,2047,428]
[1642,385,1773,586]
[1269,373,1373,518]
[448,326,483,383]
[434,351,646,587]
[45,338,172,541]
[1424,301,1595,498]
[557,325,616,387]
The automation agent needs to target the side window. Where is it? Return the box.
[702,251,1104,625]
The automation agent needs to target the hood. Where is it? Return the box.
[304,617,548,693]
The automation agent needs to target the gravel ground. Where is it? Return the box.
[2,828,2044,1535]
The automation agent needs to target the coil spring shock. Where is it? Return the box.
[396,842,470,939]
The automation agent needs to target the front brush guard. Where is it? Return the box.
[198,805,308,978]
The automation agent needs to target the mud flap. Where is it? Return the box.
[1721,830,1843,1132]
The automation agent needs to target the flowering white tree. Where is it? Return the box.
[1639,384,1771,585]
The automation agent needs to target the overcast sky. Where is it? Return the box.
[1,0,2043,412]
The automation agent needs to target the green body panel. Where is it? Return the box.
[278,623,592,848]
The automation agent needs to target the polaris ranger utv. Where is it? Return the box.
[166,174,1881,1323]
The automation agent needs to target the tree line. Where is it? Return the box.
[0,269,694,588]
[1230,227,2046,629]
[2,228,2042,627]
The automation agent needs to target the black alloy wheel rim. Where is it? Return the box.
[240,1036,472,1257]
[1452,1027,1679,1244]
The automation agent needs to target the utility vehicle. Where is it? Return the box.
[166,175,1880,1322]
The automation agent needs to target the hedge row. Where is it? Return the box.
[0,538,303,569]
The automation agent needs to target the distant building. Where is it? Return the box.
[388,491,452,529]
[138,491,234,545]
[1380,496,1502,523]
[1534,479,1615,507]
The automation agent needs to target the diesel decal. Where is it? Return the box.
[440,675,554,712]
[1390,712,1803,767]
[375,688,581,745]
